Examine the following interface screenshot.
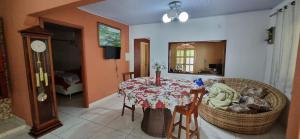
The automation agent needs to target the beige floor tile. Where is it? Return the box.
[106,114,142,134]
[235,133,273,139]
[169,122,221,139]
[90,126,127,139]
[57,120,104,139]
[0,120,22,133]
[3,129,33,139]
[129,123,151,137]
[268,123,286,139]
[51,114,85,136]
[122,107,143,119]
[91,133,126,139]
[201,125,235,139]
[126,133,161,139]
[85,107,117,115]
[92,95,123,107]
[80,110,120,126]
[100,103,124,110]
[5,133,33,139]
[0,117,27,139]
[39,133,62,139]
[58,106,88,117]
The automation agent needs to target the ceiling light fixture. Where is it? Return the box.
[162,1,189,23]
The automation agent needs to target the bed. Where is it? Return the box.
[55,70,82,99]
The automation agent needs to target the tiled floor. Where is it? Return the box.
[3,94,286,139]
[56,93,85,108]
[0,116,26,138]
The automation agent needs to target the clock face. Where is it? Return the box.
[31,40,47,53]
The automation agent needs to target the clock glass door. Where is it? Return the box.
[30,38,55,123]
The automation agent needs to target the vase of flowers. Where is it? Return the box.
[152,62,166,86]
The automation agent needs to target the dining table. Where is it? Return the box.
[119,77,198,137]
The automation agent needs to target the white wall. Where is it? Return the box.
[129,10,270,81]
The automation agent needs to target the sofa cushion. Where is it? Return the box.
[244,96,272,112]
[240,86,269,98]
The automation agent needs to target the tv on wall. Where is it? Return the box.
[104,46,120,59]
[98,23,121,59]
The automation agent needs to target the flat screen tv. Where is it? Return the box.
[104,46,121,59]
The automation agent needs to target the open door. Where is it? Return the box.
[134,39,150,77]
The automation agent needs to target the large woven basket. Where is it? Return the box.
[199,78,286,134]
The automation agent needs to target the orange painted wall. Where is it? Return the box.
[286,38,300,139]
[40,7,129,104]
[0,0,125,125]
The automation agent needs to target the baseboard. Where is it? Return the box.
[89,92,118,108]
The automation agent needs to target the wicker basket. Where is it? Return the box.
[199,78,287,134]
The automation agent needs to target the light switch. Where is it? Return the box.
[125,52,130,61]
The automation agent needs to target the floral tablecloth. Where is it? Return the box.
[119,77,198,110]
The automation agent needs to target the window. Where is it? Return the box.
[175,49,194,72]
[176,49,184,71]
[169,41,226,75]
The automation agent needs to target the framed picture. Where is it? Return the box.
[98,23,121,48]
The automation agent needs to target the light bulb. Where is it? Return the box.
[178,11,189,22]
[162,13,171,23]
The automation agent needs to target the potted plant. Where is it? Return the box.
[152,62,166,86]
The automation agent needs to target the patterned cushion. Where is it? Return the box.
[0,98,13,120]
[244,96,272,112]
[240,86,269,98]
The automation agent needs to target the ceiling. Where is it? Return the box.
[79,0,283,25]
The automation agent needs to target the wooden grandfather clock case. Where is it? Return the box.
[20,26,62,138]
[0,18,10,99]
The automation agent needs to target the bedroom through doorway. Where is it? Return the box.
[44,22,87,108]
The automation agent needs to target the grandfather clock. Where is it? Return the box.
[0,18,10,99]
[20,26,62,137]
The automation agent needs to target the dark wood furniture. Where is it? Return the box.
[167,88,206,139]
[121,72,136,121]
[20,26,62,138]
[0,18,10,99]
[142,108,172,137]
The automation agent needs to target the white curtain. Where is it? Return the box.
[268,2,300,100]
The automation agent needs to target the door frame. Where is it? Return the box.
[134,38,150,77]
[40,17,89,108]
[286,37,300,139]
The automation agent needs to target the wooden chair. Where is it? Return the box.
[167,88,206,139]
[120,72,136,121]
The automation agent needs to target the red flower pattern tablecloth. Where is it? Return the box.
[119,77,198,110]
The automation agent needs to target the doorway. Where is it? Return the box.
[44,22,86,108]
[134,39,150,77]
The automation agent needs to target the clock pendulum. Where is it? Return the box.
[36,53,47,102]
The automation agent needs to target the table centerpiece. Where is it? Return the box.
[152,62,166,86]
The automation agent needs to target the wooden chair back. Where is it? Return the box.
[188,88,206,114]
[122,72,134,81]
